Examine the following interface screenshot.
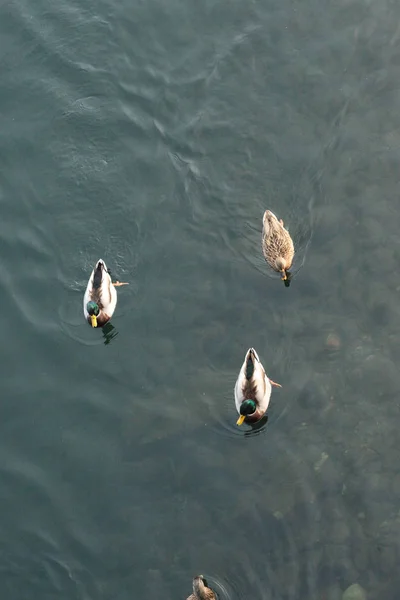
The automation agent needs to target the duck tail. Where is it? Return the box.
[93,260,105,289]
[245,352,255,380]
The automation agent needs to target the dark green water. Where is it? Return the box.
[1,0,400,598]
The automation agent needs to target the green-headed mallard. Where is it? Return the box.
[262,209,294,285]
[235,347,281,426]
[186,576,216,600]
[83,259,128,328]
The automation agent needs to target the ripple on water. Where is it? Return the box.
[200,362,285,441]
[58,286,126,348]
[229,200,314,283]
[208,392,271,441]
[0,542,100,599]
[57,247,138,348]
[59,311,121,348]
[0,452,89,595]
[209,422,357,598]
[206,512,304,600]
[0,219,58,335]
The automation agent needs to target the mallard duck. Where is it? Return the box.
[262,209,294,284]
[235,347,281,425]
[83,259,128,328]
[186,576,216,600]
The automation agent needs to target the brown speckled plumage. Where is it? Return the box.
[262,210,294,276]
[186,576,217,600]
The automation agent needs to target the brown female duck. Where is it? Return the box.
[262,209,294,284]
[186,576,217,600]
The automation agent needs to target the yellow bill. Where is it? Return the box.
[236,415,245,426]
[90,314,98,328]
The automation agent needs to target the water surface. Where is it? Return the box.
[1,0,400,598]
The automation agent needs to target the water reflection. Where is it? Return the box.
[211,404,269,439]
[102,322,119,345]
[283,271,292,288]
[4,0,400,596]
[243,414,269,437]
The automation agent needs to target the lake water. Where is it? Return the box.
[1,0,400,598]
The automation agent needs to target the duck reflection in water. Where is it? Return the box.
[243,414,269,437]
[282,270,292,287]
[102,322,119,345]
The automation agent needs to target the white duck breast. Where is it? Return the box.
[83,259,117,327]
[234,347,272,415]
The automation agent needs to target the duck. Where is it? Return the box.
[262,209,294,285]
[186,575,217,600]
[83,259,128,328]
[235,347,281,425]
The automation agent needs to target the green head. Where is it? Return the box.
[236,399,257,426]
[86,301,100,327]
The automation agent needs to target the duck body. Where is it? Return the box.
[83,259,117,328]
[186,576,216,600]
[234,348,281,425]
[262,209,294,281]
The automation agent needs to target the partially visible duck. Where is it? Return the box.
[186,575,217,600]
